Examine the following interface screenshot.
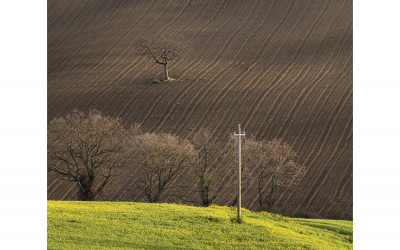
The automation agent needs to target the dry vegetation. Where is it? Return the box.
[48,0,352,218]
[47,110,127,201]
[128,132,195,203]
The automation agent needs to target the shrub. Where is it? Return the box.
[292,209,321,219]
[152,78,176,84]
[256,205,284,215]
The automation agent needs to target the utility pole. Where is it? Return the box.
[233,124,245,223]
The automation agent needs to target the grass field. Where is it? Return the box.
[48,201,352,249]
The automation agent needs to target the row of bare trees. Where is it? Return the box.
[48,110,305,209]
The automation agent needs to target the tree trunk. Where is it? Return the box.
[151,182,166,203]
[163,63,169,80]
[82,189,95,201]
[79,175,95,201]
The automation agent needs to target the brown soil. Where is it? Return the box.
[48,0,352,218]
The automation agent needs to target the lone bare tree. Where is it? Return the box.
[139,35,186,81]
[47,109,128,201]
[243,138,305,208]
[191,128,221,206]
[128,133,195,203]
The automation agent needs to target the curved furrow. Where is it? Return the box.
[173,0,281,135]
[251,0,316,65]
[275,64,342,140]
[242,63,352,209]
[106,6,226,122]
[130,0,225,122]
[306,140,351,214]
[171,63,253,135]
[56,0,155,83]
[48,0,92,45]
[315,141,353,215]
[117,0,230,121]
[298,71,352,168]
[252,65,312,138]
[48,1,80,43]
[51,0,163,112]
[305,95,352,194]
[47,0,59,18]
[206,30,304,140]
[279,64,351,209]
[295,120,351,213]
[284,55,351,152]
[273,65,332,139]
[223,1,317,138]
[335,159,353,205]
[47,0,70,31]
[197,6,304,137]
[136,58,218,125]
[93,0,209,119]
[48,0,119,63]
[63,58,150,119]
[146,0,258,132]
[48,0,135,49]
[278,25,352,209]
[77,0,191,88]
[228,64,295,136]
[148,0,259,132]
[77,55,155,117]
[245,1,332,140]
[48,8,98,83]
[138,60,206,122]
[260,2,351,140]
[299,88,352,209]
[203,13,311,141]
[48,1,137,67]
[176,63,266,136]
[48,0,92,48]
[284,59,351,157]
[273,70,341,205]
[52,0,180,119]
[305,145,349,214]
[48,1,152,106]
[104,0,229,124]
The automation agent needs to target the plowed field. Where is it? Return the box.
[48,0,352,218]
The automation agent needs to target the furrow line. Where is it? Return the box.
[191,0,306,140]
[149,0,257,132]
[223,0,310,137]
[300,88,352,209]
[108,0,220,122]
[316,141,353,215]
[48,0,151,106]
[261,1,351,140]
[105,0,226,124]
[248,0,332,140]
[175,0,280,135]
[51,0,174,118]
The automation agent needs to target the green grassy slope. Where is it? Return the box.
[48,201,352,249]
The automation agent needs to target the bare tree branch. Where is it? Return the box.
[48,109,133,201]
[127,133,195,203]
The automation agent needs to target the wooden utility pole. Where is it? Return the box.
[233,124,245,223]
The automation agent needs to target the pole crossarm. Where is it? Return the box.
[233,124,245,223]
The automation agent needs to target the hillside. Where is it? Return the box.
[47,0,352,218]
[48,201,352,249]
